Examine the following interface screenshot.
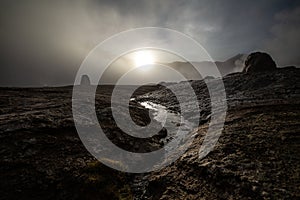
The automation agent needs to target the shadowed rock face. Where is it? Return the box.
[243,52,277,73]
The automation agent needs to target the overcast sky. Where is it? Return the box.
[0,0,299,86]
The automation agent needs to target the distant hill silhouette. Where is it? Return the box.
[163,54,247,78]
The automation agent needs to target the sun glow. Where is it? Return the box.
[133,50,155,67]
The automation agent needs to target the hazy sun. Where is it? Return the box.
[133,50,155,67]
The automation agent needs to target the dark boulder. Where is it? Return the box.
[80,75,91,86]
[243,52,277,73]
[157,127,167,138]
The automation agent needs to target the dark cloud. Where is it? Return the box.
[263,6,300,66]
[0,0,299,86]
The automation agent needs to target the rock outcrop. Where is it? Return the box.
[80,75,91,86]
[243,52,277,73]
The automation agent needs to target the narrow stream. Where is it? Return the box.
[139,101,196,148]
[130,99,196,200]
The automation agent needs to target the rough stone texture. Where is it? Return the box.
[0,85,161,200]
[243,52,277,73]
[145,104,299,199]
[0,67,299,199]
[137,67,300,200]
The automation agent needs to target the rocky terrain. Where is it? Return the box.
[0,52,299,199]
[0,85,163,200]
[136,53,300,199]
[139,67,300,199]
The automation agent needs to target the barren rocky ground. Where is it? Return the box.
[136,67,300,199]
[0,67,299,199]
[0,85,161,200]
